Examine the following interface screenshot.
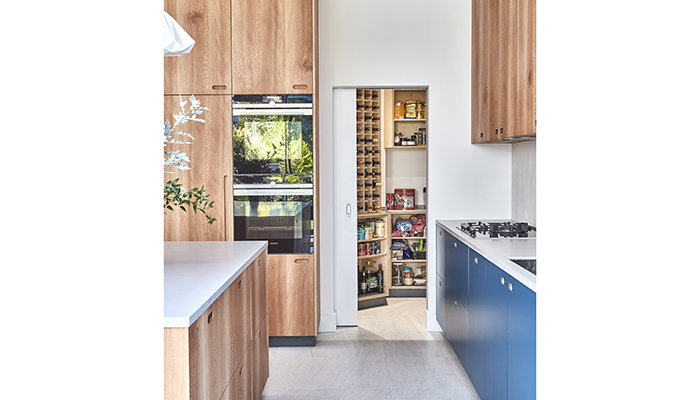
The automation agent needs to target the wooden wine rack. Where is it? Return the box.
[356,89,382,213]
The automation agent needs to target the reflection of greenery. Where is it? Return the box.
[232,115,312,183]
[164,96,216,224]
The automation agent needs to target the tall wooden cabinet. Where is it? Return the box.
[472,0,536,144]
[164,0,232,95]
[164,95,233,241]
[231,0,314,94]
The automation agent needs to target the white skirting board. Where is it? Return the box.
[318,312,338,333]
[426,310,443,332]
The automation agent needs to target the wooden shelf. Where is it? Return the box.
[391,236,427,240]
[358,252,388,260]
[391,259,426,263]
[394,119,426,122]
[358,292,389,301]
[358,236,387,244]
[389,284,426,289]
[385,145,426,150]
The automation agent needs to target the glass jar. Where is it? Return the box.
[403,267,414,285]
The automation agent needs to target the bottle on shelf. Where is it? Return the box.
[360,266,367,294]
[377,264,384,293]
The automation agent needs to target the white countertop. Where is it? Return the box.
[437,220,536,292]
[164,241,268,328]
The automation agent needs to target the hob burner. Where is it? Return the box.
[460,221,535,238]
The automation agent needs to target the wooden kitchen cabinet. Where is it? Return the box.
[472,0,536,143]
[164,0,232,95]
[164,247,269,400]
[268,254,317,338]
[231,0,314,94]
[164,95,233,242]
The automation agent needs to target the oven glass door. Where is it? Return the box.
[232,95,313,185]
[233,190,313,254]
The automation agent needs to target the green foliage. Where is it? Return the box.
[164,178,216,224]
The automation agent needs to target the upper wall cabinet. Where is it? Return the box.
[164,0,233,95]
[472,0,536,144]
[231,0,314,94]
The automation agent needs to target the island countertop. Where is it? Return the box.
[436,220,536,292]
[164,241,268,328]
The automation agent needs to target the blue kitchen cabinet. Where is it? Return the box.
[466,248,486,396]
[507,276,536,400]
[436,225,535,400]
[444,232,470,310]
[436,273,446,329]
[481,253,509,400]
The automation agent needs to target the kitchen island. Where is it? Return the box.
[436,220,536,400]
[164,241,269,400]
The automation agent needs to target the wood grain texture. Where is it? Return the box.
[268,254,316,337]
[253,319,269,399]
[188,293,232,400]
[229,265,253,363]
[164,95,233,242]
[472,0,536,143]
[164,328,189,400]
[164,0,232,95]
[231,0,313,94]
[251,250,268,333]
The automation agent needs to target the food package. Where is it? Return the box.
[409,214,426,237]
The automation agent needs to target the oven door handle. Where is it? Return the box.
[233,188,313,196]
[232,109,312,116]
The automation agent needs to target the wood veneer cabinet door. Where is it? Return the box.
[251,250,268,332]
[188,293,232,400]
[268,254,316,337]
[164,328,189,400]
[252,319,269,399]
[231,0,313,94]
[164,95,233,241]
[471,0,536,143]
[229,266,253,362]
[164,0,232,95]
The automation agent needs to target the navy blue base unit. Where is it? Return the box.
[437,227,536,400]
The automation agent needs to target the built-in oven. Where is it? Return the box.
[232,95,314,254]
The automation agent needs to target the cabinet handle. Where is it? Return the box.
[212,85,227,90]
[258,259,261,266]
[500,277,505,286]
[454,242,457,248]
[474,257,478,264]
[239,366,244,376]
[439,231,442,236]
[509,283,513,292]
[454,301,458,306]
[259,330,263,338]
[500,128,504,134]
[294,259,310,264]
[495,129,498,135]
[238,280,242,289]
[293,84,308,90]
[480,132,484,138]
[207,312,213,324]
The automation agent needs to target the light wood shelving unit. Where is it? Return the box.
[356,212,390,303]
[356,89,383,213]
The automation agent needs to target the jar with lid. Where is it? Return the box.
[402,267,414,285]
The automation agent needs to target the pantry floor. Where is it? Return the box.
[261,298,481,400]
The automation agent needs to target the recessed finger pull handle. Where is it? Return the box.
[293,84,308,90]
[212,85,227,90]
[207,312,213,324]
[294,259,310,264]
[509,283,513,292]
[500,277,505,286]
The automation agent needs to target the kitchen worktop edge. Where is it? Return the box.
[437,220,536,292]
[164,241,268,328]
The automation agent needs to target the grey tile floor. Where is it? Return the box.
[261,298,480,400]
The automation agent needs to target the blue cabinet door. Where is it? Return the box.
[507,277,536,400]
[445,232,470,310]
[466,249,485,396]
[482,254,508,400]
[437,227,446,278]
[444,285,469,368]
[436,273,446,329]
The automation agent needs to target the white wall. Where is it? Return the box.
[318,0,512,331]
